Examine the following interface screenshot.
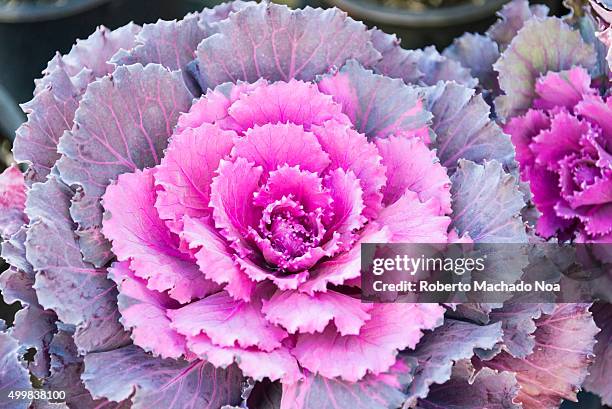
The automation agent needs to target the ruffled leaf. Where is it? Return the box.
[376,190,450,243]
[323,168,365,251]
[102,168,219,304]
[375,136,451,212]
[292,304,444,381]
[485,0,549,50]
[312,121,385,220]
[443,33,500,90]
[57,63,192,198]
[53,63,192,268]
[43,328,131,409]
[108,262,187,359]
[532,67,595,111]
[187,334,301,384]
[1,226,31,276]
[14,24,140,183]
[299,224,392,294]
[261,290,371,335]
[227,79,349,133]
[370,30,476,87]
[11,305,56,378]
[426,82,515,173]
[111,3,244,92]
[195,2,380,89]
[402,319,503,407]
[483,304,599,409]
[317,60,431,140]
[494,17,596,120]
[583,302,612,405]
[168,291,287,352]
[0,324,32,409]
[280,357,414,409]
[0,267,36,307]
[450,160,527,243]
[488,303,556,359]
[417,361,521,409]
[210,158,263,254]
[26,178,130,354]
[233,122,331,175]
[181,216,256,301]
[0,166,27,238]
[82,345,243,408]
[154,123,236,233]
[36,24,141,92]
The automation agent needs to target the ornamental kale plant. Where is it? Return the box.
[444,0,612,406]
[505,66,611,243]
[0,1,609,408]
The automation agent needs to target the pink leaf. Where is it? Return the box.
[292,304,444,381]
[0,166,27,238]
[169,291,287,352]
[261,290,371,335]
[102,168,219,304]
[154,123,236,233]
[108,262,186,359]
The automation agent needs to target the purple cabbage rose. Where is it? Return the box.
[505,67,612,243]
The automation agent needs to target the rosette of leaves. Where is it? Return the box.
[0,1,603,409]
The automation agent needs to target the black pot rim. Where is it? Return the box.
[0,0,110,23]
[325,0,509,27]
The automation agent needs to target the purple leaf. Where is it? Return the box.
[69,190,113,268]
[11,305,56,378]
[417,360,521,409]
[82,345,243,408]
[56,63,192,198]
[1,226,31,275]
[450,160,527,243]
[280,356,414,409]
[483,304,599,409]
[55,63,192,266]
[442,33,500,90]
[402,319,503,407]
[486,0,549,50]
[369,30,422,85]
[494,17,597,120]
[195,2,380,90]
[14,24,140,184]
[0,325,31,409]
[317,60,431,140]
[370,30,476,87]
[0,267,36,307]
[36,24,141,92]
[25,178,130,354]
[485,244,574,357]
[488,303,556,358]
[584,302,612,405]
[449,303,503,325]
[426,82,515,173]
[111,2,245,94]
[42,327,131,409]
[75,227,114,268]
